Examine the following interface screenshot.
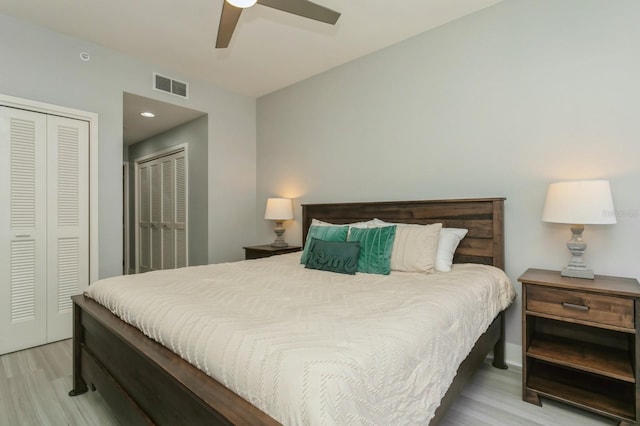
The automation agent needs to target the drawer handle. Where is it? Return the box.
[562,302,589,311]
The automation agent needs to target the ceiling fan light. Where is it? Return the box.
[227,0,257,8]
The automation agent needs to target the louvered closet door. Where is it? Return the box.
[160,157,175,269]
[0,107,48,355]
[160,152,187,269]
[0,108,89,354]
[174,154,187,268]
[46,116,89,342]
[149,162,162,271]
[137,150,187,272]
[137,164,151,273]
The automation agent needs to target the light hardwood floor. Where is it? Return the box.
[0,340,618,426]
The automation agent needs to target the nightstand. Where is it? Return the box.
[519,268,640,425]
[243,245,301,260]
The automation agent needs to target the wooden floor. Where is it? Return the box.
[0,340,618,426]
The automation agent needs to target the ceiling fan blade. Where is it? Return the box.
[216,1,243,48]
[257,0,340,25]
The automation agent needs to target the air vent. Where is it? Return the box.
[153,73,189,99]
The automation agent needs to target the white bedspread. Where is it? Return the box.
[85,254,515,425]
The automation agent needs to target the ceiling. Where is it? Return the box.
[0,0,503,98]
[123,93,206,145]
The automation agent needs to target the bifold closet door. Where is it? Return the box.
[160,153,187,270]
[173,154,187,269]
[0,107,48,355]
[0,107,89,355]
[138,164,151,272]
[46,115,89,342]
[160,158,175,269]
[137,150,186,273]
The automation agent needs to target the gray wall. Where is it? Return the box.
[128,115,209,269]
[256,0,640,364]
[0,13,257,280]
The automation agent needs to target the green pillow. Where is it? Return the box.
[300,225,349,264]
[348,225,397,275]
[304,238,361,275]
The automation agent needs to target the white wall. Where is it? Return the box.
[256,0,640,363]
[0,13,257,279]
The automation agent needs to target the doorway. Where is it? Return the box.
[123,92,207,274]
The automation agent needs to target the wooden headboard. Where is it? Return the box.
[302,198,505,270]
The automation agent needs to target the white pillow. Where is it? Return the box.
[391,223,442,273]
[370,218,389,227]
[435,228,468,272]
[311,218,370,228]
[369,219,442,273]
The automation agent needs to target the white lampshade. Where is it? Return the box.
[227,0,257,8]
[542,180,616,225]
[264,198,293,220]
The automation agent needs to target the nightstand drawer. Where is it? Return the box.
[526,286,634,329]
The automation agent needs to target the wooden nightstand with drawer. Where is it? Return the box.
[519,268,640,425]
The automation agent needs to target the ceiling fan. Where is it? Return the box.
[216,0,341,48]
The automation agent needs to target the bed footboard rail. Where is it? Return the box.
[69,297,88,397]
[68,294,280,426]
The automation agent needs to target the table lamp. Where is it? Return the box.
[541,180,616,279]
[264,198,294,247]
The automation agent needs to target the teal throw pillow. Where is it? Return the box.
[304,238,361,275]
[300,225,349,264]
[348,225,397,275]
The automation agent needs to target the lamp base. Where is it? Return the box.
[270,241,289,248]
[561,224,595,280]
[561,266,595,280]
[270,220,288,248]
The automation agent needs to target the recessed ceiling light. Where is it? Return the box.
[140,112,155,118]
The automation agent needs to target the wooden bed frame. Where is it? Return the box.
[69,197,508,425]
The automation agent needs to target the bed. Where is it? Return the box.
[69,197,513,425]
